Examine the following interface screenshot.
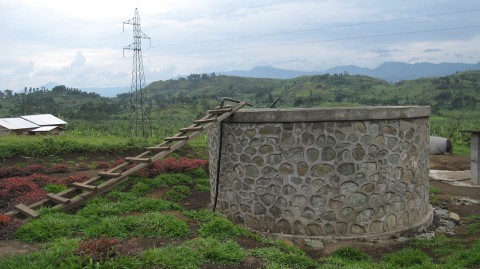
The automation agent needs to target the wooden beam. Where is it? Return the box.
[46,193,70,204]
[71,182,97,191]
[14,203,39,218]
[98,171,122,178]
[193,118,217,124]
[179,126,203,132]
[146,146,171,151]
[125,157,152,163]
[208,108,232,114]
[164,136,189,142]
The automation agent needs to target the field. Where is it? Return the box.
[0,146,479,268]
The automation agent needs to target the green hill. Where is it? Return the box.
[1,71,479,152]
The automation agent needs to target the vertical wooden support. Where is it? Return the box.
[471,131,480,185]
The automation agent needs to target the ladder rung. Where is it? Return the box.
[165,136,189,141]
[125,157,152,163]
[208,108,232,114]
[72,182,98,191]
[46,193,70,204]
[146,146,171,151]
[194,118,217,124]
[180,126,203,132]
[14,203,39,218]
[98,171,122,178]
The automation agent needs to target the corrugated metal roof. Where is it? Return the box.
[0,118,39,130]
[30,126,60,132]
[21,114,67,126]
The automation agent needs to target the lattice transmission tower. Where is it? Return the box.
[123,8,152,137]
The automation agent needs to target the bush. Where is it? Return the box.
[0,176,46,210]
[136,157,208,177]
[0,214,24,240]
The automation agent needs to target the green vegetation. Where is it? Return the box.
[1,71,479,158]
[43,183,67,194]
[465,214,480,235]
[252,246,316,269]
[1,72,480,268]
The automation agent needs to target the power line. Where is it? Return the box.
[143,0,292,29]
[144,25,480,57]
[150,8,480,49]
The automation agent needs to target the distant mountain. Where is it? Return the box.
[221,61,480,82]
[222,66,317,79]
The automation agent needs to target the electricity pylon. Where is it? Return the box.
[123,8,152,137]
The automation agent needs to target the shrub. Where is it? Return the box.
[75,236,120,262]
[75,162,90,171]
[0,214,24,240]
[0,176,46,210]
[48,164,69,173]
[136,157,208,177]
[95,161,111,170]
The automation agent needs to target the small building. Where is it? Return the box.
[29,126,65,136]
[21,114,67,129]
[0,114,67,136]
[0,118,40,135]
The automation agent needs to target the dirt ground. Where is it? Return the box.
[1,153,479,263]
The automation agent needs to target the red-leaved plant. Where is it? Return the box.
[135,157,208,177]
[75,237,139,262]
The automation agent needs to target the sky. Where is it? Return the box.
[0,0,479,91]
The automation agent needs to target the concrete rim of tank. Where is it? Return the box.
[226,106,431,123]
[261,205,434,242]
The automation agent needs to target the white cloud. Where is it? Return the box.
[0,0,479,90]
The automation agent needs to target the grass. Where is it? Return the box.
[465,214,480,235]
[409,234,465,255]
[4,167,480,269]
[164,185,191,202]
[429,186,442,206]
[43,184,67,194]
[195,178,211,192]
[252,246,316,269]
[0,238,82,269]
[381,247,434,268]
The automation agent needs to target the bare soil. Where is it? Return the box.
[1,153,479,265]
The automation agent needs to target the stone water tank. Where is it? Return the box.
[208,106,433,239]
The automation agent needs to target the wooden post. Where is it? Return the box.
[471,131,480,185]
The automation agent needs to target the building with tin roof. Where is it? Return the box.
[0,114,67,135]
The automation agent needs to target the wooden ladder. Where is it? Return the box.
[7,100,248,219]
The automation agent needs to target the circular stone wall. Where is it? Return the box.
[208,106,432,239]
